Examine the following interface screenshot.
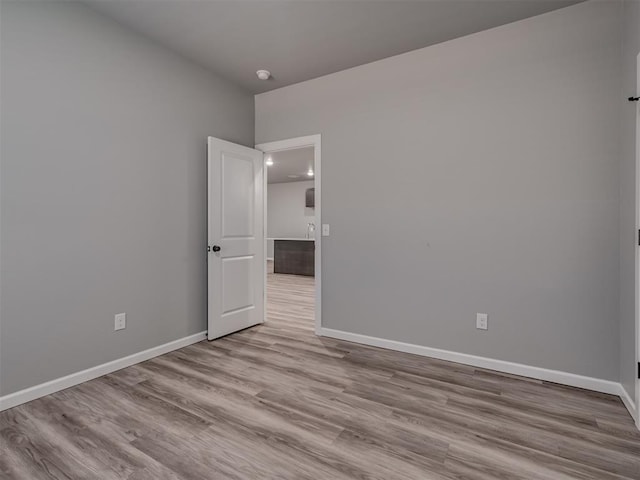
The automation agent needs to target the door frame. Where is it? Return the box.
[636,52,640,429]
[255,135,322,335]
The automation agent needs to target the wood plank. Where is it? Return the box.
[1,265,637,479]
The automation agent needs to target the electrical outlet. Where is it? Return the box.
[322,224,330,236]
[114,313,126,331]
[476,313,488,330]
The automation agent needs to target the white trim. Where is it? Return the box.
[319,327,624,397]
[256,135,322,335]
[635,52,640,430]
[1,326,636,426]
[0,331,207,412]
[263,150,268,326]
[620,385,638,424]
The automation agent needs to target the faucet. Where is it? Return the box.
[306,222,316,239]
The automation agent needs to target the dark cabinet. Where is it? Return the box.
[274,240,314,276]
[305,188,315,208]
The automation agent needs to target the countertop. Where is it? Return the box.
[268,238,315,242]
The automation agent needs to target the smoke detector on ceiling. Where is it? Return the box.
[256,70,271,80]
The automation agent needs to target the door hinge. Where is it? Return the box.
[638,362,640,379]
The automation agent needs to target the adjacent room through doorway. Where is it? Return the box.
[264,145,317,332]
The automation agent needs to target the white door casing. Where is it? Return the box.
[208,137,264,340]
[255,135,322,335]
[636,53,640,427]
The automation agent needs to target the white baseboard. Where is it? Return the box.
[618,385,638,424]
[319,327,623,396]
[0,331,207,412]
[2,325,636,429]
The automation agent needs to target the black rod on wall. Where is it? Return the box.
[629,96,639,101]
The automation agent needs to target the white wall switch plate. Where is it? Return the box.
[476,313,488,330]
[322,224,330,236]
[114,313,126,331]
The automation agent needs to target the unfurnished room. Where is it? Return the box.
[1,0,640,478]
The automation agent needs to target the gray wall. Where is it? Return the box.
[619,0,640,404]
[268,180,315,238]
[267,180,315,258]
[0,1,254,396]
[256,1,622,380]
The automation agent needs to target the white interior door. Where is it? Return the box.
[208,137,264,340]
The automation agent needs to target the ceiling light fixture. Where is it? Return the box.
[265,156,273,166]
[256,69,271,80]
[307,168,314,177]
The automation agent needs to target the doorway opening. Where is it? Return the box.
[256,135,322,334]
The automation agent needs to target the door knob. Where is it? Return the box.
[212,245,221,252]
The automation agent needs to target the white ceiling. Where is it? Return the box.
[85,0,583,94]
[267,147,314,184]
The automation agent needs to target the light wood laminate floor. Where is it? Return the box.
[1,267,639,479]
